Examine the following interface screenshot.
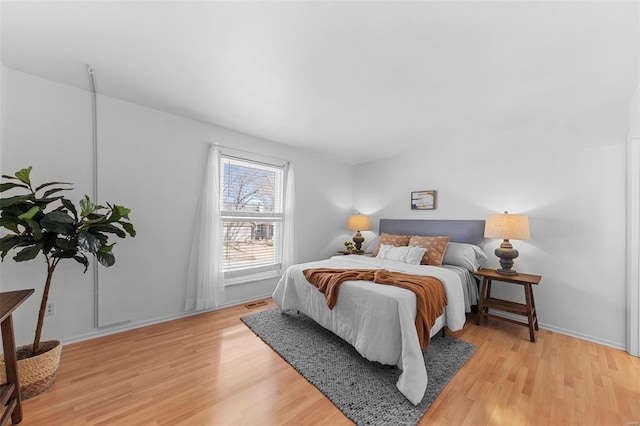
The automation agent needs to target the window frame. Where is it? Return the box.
[218,151,288,285]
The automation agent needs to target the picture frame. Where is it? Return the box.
[411,190,437,210]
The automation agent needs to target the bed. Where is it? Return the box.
[272,219,486,405]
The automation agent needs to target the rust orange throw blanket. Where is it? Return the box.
[302,268,447,349]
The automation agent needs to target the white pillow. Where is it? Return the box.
[377,244,427,265]
[363,235,380,254]
[442,242,488,272]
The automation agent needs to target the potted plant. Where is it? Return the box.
[0,166,135,398]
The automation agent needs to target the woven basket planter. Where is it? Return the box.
[0,340,62,399]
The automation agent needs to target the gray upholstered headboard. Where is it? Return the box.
[378,219,485,245]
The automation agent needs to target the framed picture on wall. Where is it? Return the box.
[411,190,437,210]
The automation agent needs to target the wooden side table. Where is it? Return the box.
[1,289,34,425]
[474,268,541,342]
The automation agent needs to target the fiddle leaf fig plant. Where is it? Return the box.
[0,166,136,355]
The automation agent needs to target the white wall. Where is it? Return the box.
[1,61,635,351]
[354,106,631,349]
[0,65,353,346]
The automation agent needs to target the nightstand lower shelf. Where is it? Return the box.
[483,297,529,316]
[481,297,537,328]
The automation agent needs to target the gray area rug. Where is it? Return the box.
[240,308,476,426]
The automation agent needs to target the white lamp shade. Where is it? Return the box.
[348,215,370,231]
[484,213,530,240]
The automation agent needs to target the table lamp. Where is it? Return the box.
[484,211,530,275]
[348,214,370,251]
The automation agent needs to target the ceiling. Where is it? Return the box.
[1,1,638,164]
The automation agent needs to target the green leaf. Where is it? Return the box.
[33,196,65,207]
[43,211,75,223]
[121,222,136,237]
[55,237,76,250]
[96,250,115,267]
[116,205,131,217]
[108,205,131,222]
[82,214,109,225]
[107,207,121,222]
[34,181,72,193]
[24,219,42,240]
[100,242,115,253]
[77,231,107,253]
[0,235,22,259]
[0,182,30,193]
[13,244,42,262]
[14,167,32,185]
[40,211,76,234]
[18,206,40,220]
[79,196,95,218]
[0,195,33,209]
[1,209,33,232]
[61,198,78,220]
[72,254,89,273]
[88,223,125,238]
[42,187,72,198]
[0,217,20,233]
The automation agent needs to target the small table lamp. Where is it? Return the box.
[348,214,370,251]
[484,211,530,275]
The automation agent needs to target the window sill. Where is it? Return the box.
[224,270,282,287]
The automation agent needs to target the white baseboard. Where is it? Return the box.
[486,310,627,352]
[540,322,626,351]
[61,292,274,346]
[62,298,629,354]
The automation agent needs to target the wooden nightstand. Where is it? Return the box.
[1,289,34,425]
[474,268,542,342]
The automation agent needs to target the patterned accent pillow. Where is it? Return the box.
[372,233,410,257]
[408,235,450,266]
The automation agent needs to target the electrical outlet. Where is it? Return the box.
[46,302,56,316]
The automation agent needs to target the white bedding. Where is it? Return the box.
[442,265,479,313]
[272,255,466,405]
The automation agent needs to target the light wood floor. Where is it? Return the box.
[19,298,640,425]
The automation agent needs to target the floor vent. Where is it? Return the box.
[244,300,268,309]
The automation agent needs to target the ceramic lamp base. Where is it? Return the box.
[495,239,519,275]
[352,231,364,251]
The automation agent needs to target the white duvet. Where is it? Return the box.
[272,255,466,405]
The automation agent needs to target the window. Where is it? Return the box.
[219,154,286,281]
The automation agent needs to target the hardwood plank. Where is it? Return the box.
[16,298,640,425]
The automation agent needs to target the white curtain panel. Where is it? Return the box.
[185,145,225,311]
[281,163,296,273]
